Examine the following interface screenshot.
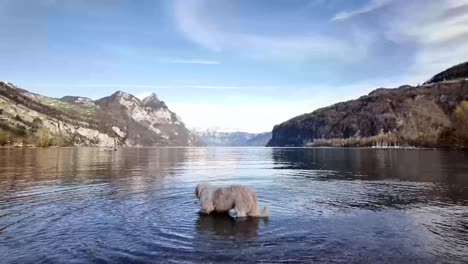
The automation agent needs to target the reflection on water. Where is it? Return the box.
[273,148,468,185]
[0,147,467,263]
[196,213,267,239]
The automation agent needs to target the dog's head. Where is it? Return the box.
[195,183,209,198]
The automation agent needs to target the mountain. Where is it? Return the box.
[245,132,272,146]
[195,129,271,146]
[267,64,468,148]
[0,82,203,147]
[424,62,468,84]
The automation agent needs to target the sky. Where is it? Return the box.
[1,0,468,133]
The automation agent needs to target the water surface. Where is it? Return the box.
[1,147,467,263]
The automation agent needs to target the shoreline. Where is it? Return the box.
[307,145,467,150]
[1,145,466,150]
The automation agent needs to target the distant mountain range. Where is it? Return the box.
[195,129,271,146]
[267,62,468,148]
[0,82,203,146]
[2,62,467,148]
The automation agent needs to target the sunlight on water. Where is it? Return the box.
[0,148,467,263]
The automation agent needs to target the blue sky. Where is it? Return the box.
[1,0,468,132]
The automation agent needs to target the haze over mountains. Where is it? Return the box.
[195,129,272,146]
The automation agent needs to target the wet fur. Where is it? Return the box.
[195,183,269,218]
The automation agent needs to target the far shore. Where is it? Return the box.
[1,145,466,150]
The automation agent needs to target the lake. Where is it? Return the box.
[1,147,467,263]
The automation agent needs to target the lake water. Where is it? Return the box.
[1,147,468,263]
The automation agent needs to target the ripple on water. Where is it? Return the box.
[1,148,468,263]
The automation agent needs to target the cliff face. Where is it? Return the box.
[267,80,468,147]
[0,82,202,146]
[95,91,201,146]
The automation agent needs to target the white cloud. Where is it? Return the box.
[136,91,153,100]
[173,0,366,62]
[332,0,391,21]
[172,0,468,75]
[29,0,468,133]
[399,11,468,45]
[446,0,468,8]
[385,0,468,78]
[331,0,468,79]
[158,58,220,64]
[38,83,245,90]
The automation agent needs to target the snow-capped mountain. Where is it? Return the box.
[194,129,272,146]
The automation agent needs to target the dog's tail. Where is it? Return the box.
[259,206,269,217]
[250,197,269,217]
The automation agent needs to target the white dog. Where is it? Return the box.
[195,183,269,218]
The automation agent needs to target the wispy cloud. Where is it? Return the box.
[332,0,391,21]
[446,0,468,8]
[36,83,260,90]
[38,84,159,89]
[329,0,468,79]
[173,0,366,62]
[383,0,468,77]
[158,58,220,65]
[135,91,153,100]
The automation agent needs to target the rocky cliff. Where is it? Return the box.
[0,82,203,147]
[267,65,468,148]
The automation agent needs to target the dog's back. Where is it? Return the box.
[196,183,268,217]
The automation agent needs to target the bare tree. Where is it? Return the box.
[35,128,50,147]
